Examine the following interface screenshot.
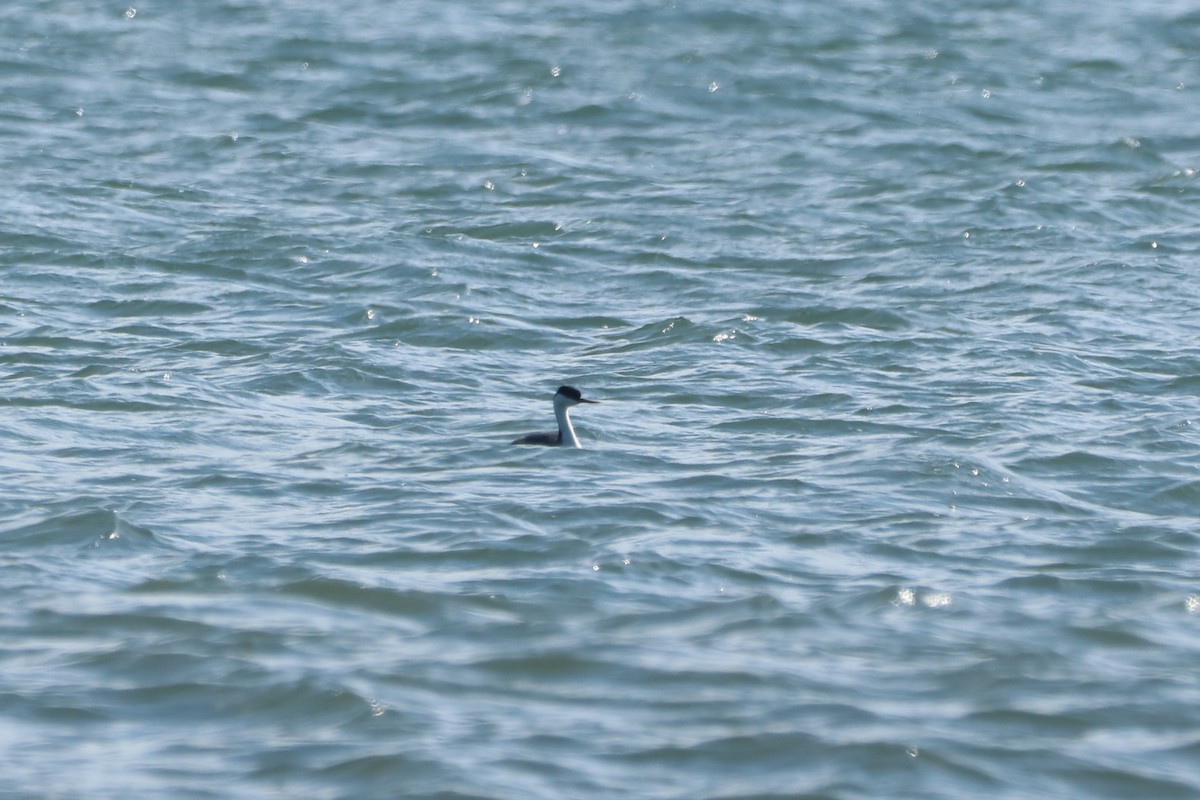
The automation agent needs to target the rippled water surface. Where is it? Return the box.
[4,1,1200,798]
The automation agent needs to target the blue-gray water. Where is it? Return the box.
[3,1,1200,797]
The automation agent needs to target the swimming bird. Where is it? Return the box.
[511,385,598,448]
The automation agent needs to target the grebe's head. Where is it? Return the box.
[554,385,598,407]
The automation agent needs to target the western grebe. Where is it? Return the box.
[511,385,598,448]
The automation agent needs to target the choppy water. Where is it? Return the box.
[4,1,1200,797]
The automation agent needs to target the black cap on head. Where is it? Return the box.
[556,385,583,401]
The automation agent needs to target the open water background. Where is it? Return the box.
[3,1,1200,797]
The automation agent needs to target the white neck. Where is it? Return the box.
[554,402,581,448]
